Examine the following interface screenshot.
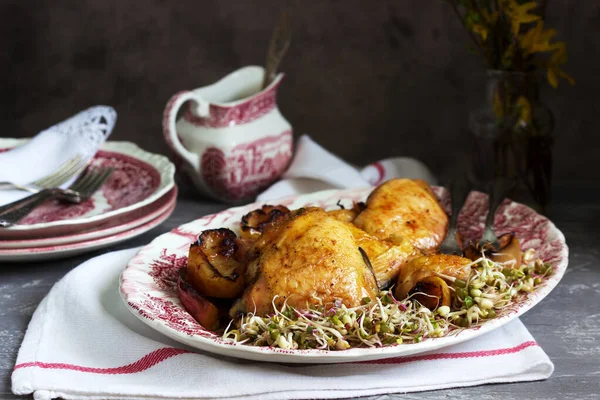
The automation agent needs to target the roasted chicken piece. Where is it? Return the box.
[394,254,472,309]
[341,221,421,288]
[327,201,365,223]
[187,229,246,299]
[231,207,379,317]
[354,178,448,254]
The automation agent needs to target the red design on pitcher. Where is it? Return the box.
[201,131,293,201]
[183,81,280,128]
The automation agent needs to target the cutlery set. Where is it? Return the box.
[0,167,114,227]
[0,151,114,227]
[439,178,515,255]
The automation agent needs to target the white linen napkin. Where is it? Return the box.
[257,135,437,201]
[0,106,116,207]
[12,252,553,399]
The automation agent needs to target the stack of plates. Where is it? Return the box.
[0,139,177,262]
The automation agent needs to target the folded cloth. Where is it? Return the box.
[257,135,437,201]
[12,249,553,400]
[0,106,116,207]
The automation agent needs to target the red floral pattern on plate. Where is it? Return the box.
[134,295,211,337]
[120,186,569,361]
[148,249,188,292]
[19,150,161,225]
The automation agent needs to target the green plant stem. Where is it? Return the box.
[539,0,548,20]
[449,0,493,66]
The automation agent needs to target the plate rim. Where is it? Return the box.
[0,186,178,250]
[0,138,175,232]
[0,191,176,262]
[120,186,569,363]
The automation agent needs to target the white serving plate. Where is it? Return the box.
[120,187,568,364]
[0,139,175,239]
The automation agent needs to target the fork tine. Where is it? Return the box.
[69,167,98,192]
[77,168,113,199]
[51,156,91,187]
[69,165,93,188]
[34,155,84,188]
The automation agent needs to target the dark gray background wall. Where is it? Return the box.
[1,0,597,183]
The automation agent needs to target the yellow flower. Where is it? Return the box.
[550,42,567,64]
[519,21,557,56]
[516,21,575,88]
[481,9,499,25]
[547,66,575,88]
[504,0,540,35]
[546,42,575,87]
[472,24,488,41]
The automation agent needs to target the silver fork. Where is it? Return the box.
[0,167,113,227]
[478,177,516,249]
[439,179,473,255]
[0,155,87,192]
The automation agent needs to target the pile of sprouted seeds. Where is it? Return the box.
[223,249,553,350]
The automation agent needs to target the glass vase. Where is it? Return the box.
[469,70,554,213]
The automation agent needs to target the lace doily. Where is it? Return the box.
[0,106,117,205]
[47,106,116,159]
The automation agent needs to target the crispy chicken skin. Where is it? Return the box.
[353,178,448,253]
[341,221,421,288]
[231,207,379,317]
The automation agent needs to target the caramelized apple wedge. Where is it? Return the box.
[462,233,522,268]
[239,205,290,239]
[187,228,245,299]
[407,276,451,310]
[394,254,472,309]
[177,270,220,330]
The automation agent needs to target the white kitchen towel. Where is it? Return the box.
[12,248,553,400]
[257,135,437,201]
[0,106,116,206]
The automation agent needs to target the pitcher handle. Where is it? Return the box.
[162,90,210,172]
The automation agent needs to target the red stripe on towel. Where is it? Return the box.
[358,340,538,364]
[13,341,538,374]
[14,348,192,375]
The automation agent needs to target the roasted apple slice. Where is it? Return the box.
[187,228,245,298]
[462,233,522,268]
[177,270,220,330]
[394,254,472,309]
[239,205,290,239]
[407,276,451,309]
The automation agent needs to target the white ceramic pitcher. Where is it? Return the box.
[162,66,293,204]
